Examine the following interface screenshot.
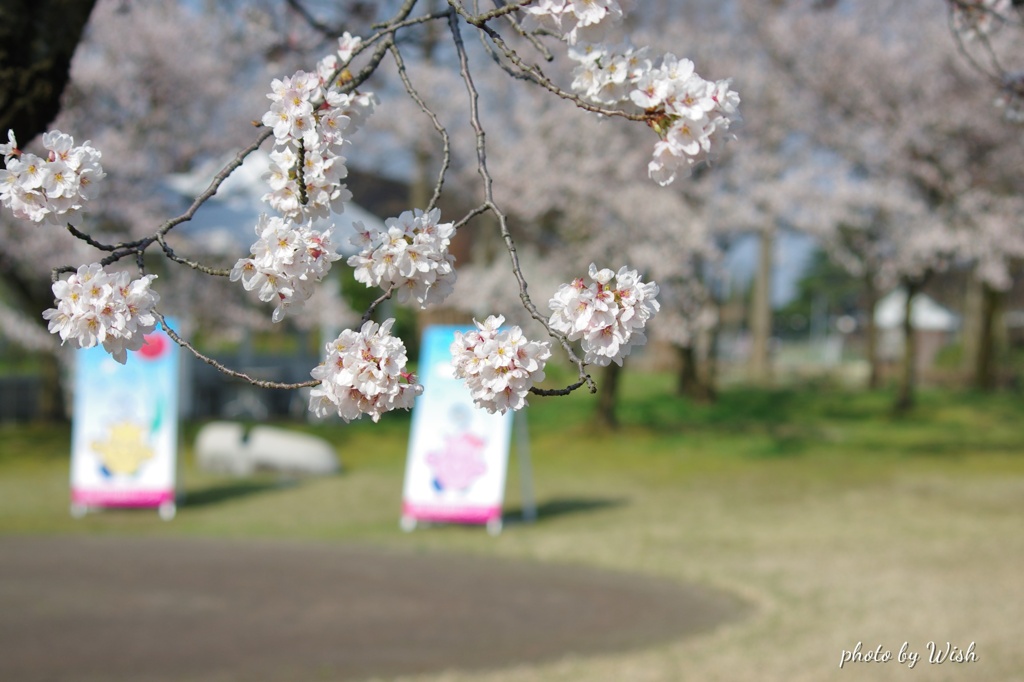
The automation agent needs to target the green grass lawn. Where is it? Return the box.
[2,374,1023,681]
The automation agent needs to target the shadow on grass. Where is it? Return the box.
[505,496,627,523]
[181,479,304,508]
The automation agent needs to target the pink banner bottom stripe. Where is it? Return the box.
[402,501,501,525]
[71,488,175,508]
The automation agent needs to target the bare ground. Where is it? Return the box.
[0,535,748,682]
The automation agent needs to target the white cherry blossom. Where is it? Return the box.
[308,318,422,422]
[567,45,740,186]
[450,315,552,414]
[42,264,159,364]
[0,130,105,224]
[230,214,342,322]
[347,207,456,309]
[258,37,376,222]
[521,0,635,45]
[549,264,659,366]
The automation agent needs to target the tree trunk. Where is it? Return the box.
[962,275,982,385]
[704,324,720,403]
[893,281,921,414]
[0,0,99,143]
[748,227,774,384]
[0,1,96,422]
[36,350,67,422]
[676,343,714,402]
[972,282,1002,391]
[863,273,881,390]
[595,361,623,429]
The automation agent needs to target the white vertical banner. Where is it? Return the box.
[70,322,180,518]
[402,325,512,530]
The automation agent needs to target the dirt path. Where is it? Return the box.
[0,536,748,682]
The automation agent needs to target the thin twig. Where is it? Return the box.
[387,42,452,212]
[529,378,588,396]
[155,311,320,389]
[449,0,647,122]
[371,0,420,30]
[155,131,273,239]
[65,224,118,252]
[465,0,535,25]
[156,235,232,277]
[454,203,491,230]
[488,0,552,61]
[359,284,397,326]
[449,9,595,394]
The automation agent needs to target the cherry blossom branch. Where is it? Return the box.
[485,0,554,62]
[54,130,274,285]
[155,311,320,390]
[448,8,596,395]
[454,203,491,230]
[448,0,649,122]
[466,0,535,25]
[124,4,430,394]
[51,246,146,280]
[371,0,422,30]
[530,377,589,397]
[156,130,273,240]
[155,234,232,277]
[65,224,119,252]
[359,284,396,327]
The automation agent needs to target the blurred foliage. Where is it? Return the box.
[0,344,43,374]
[775,247,862,339]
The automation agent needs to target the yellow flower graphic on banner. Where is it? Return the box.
[91,422,154,476]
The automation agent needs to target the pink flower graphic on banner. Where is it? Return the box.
[426,433,488,493]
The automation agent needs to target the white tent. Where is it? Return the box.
[874,288,959,331]
[874,288,959,368]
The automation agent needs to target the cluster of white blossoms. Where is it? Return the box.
[515,0,739,186]
[348,208,457,308]
[42,263,159,364]
[230,214,342,323]
[260,33,376,221]
[0,130,105,224]
[308,318,422,422]
[569,45,740,186]
[520,0,635,45]
[450,315,552,414]
[549,264,660,367]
